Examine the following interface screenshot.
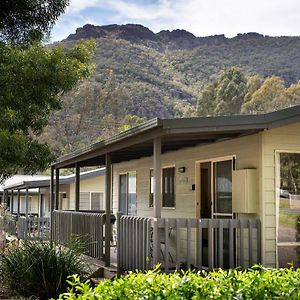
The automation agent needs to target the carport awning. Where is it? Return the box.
[53,105,300,169]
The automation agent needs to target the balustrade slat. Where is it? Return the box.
[187,219,191,269]
[218,219,224,268]
[208,219,213,270]
[164,218,169,272]
[175,219,180,272]
[239,219,245,268]
[248,220,253,267]
[197,219,202,270]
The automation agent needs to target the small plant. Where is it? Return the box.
[0,238,88,299]
[59,265,300,299]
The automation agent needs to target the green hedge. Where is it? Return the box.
[59,265,300,299]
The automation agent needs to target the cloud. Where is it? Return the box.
[51,0,300,41]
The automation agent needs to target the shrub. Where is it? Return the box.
[0,239,88,299]
[59,265,300,299]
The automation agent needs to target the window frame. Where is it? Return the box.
[162,166,176,208]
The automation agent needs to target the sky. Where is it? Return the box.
[51,0,300,42]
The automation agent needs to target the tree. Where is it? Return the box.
[197,67,247,116]
[241,76,288,114]
[214,67,247,115]
[286,81,300,106]
[0,2,95,182]
[241,75,263,113]
[0,0,69,45]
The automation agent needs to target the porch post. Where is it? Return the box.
[75,163,80,211]
[25,187,29,218]
[17,189,20,216]
[105,153,112,267]
[153,137,162,265]
[38,188,42,217]
[55,168,60,210]
[50,166,55,212]
[10,189,14,214]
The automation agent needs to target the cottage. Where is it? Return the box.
[39,106,300,271]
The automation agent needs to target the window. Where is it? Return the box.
[149,169,154,207]
[79,192,90,210]
[162,167,175,208]
[119,171,137,215]
[91,192,104,211]
[79,192,104,211]
[277,152,300,268]
[20,196,32,213]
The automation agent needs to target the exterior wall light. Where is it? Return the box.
[178,167,186,173]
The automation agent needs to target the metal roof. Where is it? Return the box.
[53,105,300,169]
[3,168,105,190]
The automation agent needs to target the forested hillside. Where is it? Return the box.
[42,24,300,156]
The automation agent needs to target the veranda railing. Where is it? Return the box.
[117,214,261,273]
[51,210,105,259]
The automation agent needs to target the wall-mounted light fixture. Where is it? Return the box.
[178,166,186,173]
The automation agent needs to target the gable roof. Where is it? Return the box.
[53,105,300,169]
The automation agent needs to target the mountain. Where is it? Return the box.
[43,24,300,156]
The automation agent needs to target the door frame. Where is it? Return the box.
[275,150,300,267]
[195,155,236,219]
[195,155,236,268]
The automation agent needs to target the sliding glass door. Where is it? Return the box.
[199,158,234,268]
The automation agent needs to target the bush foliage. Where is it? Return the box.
[59,266,300,299]
[0,239,88,300]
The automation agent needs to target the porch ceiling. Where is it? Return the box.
[53,105,300,169]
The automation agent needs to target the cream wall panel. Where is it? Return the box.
[112,134,261,221]
[69,175,105,211]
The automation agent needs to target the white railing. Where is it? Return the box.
[117,214,261,273]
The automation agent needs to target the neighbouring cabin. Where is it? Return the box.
[3,106,300,272]
[1,169,106,240]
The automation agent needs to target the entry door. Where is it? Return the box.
[199,158,234,267]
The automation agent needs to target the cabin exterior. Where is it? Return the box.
[49,106,300,271]
[1,169,105,240]
[4,106,300,272]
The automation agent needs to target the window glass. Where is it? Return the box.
[91,192,104,211]
[127,171,137,215]
[214,160,232,214]
[149,169,154,207]
[162,167,175,207]
[119,174,127,214]
[79,192,90,210]
[278,153,300,267]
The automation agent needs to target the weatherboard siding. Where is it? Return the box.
[69,176,105,210]
[112,133,260,217]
